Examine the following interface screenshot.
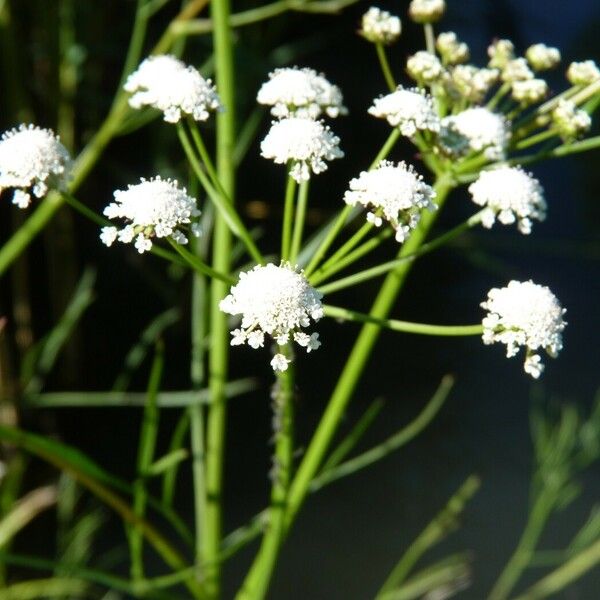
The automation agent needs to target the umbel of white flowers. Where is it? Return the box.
[359,7,402,45]
[368,86,440,137]
[481,280,566,378]
[257,67,347,120]
[0,124,72,208]
[468,166,546,234]
[124,55,221,123]
[219,263,323,372]
[344,160,436,242]
[260,118,343,183]
[100,177,201,253]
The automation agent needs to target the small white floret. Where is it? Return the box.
[566,60,600,86]
[271,353,291,372]
[0,124,72,208]
[221,264,323,370]
[511,79,548,105]
[488,39,515,69]
[436,32,470,65]
[440,107,509,160]
[344,160,436,242]
[260,118,343,183]
[468,166,546,234]
[526,44,561,71]
[407,51,444,84]
[481,280,566,378]
[552,99,592,141]
[124,55,221,123]
[360,7,402,45]
[450,65,499,103]
[501,58,534,83]
[256,67,347,119]
[101,177,200,253]
[368,86,440,136]
[408,0,446,23]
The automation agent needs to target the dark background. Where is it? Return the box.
[1,0,600,597]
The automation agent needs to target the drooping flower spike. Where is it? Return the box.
[0,125,72,208]
[101,177,201,253]
[124,55,221,123]
[481,280,566,378]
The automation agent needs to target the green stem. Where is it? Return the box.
[370,128,401,168]
[487,82,511,111]
[424,23,435,54]
[236,346,295,600]
[316,221,374,276]
[323,305,483,336]
[316,211,483,294]
[167,239,234,284]
[281,172,297,262]
[289,180,310,264]
[188,120,225,198]
[375,43,396,91]
[176,124,263,265]
[205,0,237,595]
[130,341,164,581]
[489,494,554,600]
[284,176,454,532]
[514,129,558,150]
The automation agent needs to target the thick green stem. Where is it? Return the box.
[489,494,554,600]
[205,0,236,595]
[284,176,454,531]
[236,346,295,600]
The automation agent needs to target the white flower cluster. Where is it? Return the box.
[481,280,566,378]
[0,125,72,208]
[501,58,534,83]
[260,118,343,183]
[511,79,548,105]
[450,65,498,103]
[360,7,402,45]
[469,166,546,234]
[407,51,444,84]
[488,39,515,69]
[436,32,469,65]
[566,60,600,86]
[219,263,323,372]
[408,0,446,23]
[552,99,592,141]
[440,107,509,160]
[344,160,436,242]
[368,86,440,136]
[101,177,200,253]
[526,44,560,71]
[256,67,347,119]
[124,55,221,123]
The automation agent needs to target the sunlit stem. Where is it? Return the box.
[375,43,396,91]
[290,180,310,264]
[424,23,435,54]
[167,239,235,284]
[316,221,374,277]
[281,169,297,262]
[487,82,511,110]
[514,128,558,150]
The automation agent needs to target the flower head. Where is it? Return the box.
[501,58,534,83]
[481,280,566,378]
[526,44,561,71]
[566,60,600,86]
[468,166,546,234]
[344,160,436,242]
[260,118,343,183]
[368,86,440,136]
[101,177,200,253]
[552,99,592,141]
[407,51,444,84]
[436,32,470,65]
[359,7,402,45]
[0,125,72,208]
[449,65,499,103]
[124,55,221,123]
[408,0,446,23]
[511,78,548,105]
[440,107,509,160]
[219,263,323,371]
[256,67,347,119]
[487,39,515,69]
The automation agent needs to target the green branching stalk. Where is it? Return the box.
[204,0,237,595]
[236,347,295,600]
[376,43,396,91]
[289,180,310,264]
[281,171,297,261]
